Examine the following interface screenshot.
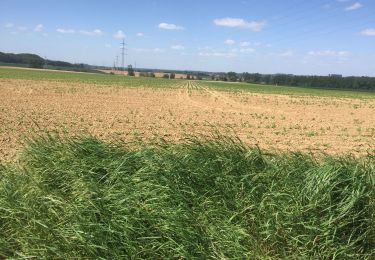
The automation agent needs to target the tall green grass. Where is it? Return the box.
[203,81,375,98]
[0,134,374,259]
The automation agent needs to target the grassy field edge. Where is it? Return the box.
[0,134,374,258]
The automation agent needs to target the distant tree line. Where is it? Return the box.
[0,52,45,68]
[0,52,94,71]
[212,72,375,91]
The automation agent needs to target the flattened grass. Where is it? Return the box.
[0,135,374,258]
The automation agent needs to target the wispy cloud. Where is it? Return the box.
[171,45,185,50]
[136,32,144,37]
[308,50,350,57]
[153,48,165,53]
[133,48,166,53]
[17,26,27,31]
[79,29,103,36]
[57,28,75,34]
[278,50,294,57]
[113,30,126,39]
[360,28,375,36]
[240,41,251,47]
[4,22,14,28]
[213,17,266,31]
[224,39,236,45]
[239,47,256,53]
[198,47,240,58]
[34,24,44,32]
[158,22,184,30]
[345,2,363,11]
[199,51,237,58]
[239,41,271,48]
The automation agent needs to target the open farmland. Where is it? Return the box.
[0,68,374,258]
[0,67,375,161]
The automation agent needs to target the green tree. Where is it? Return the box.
[29,58,43,68]
[227,72,238,82]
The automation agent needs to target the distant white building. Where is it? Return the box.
[329,74,343,78]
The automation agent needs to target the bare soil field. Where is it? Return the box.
[1,78,374,161]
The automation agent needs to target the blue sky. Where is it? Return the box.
[1,0,375,76]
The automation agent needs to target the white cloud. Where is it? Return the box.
[79,29,103,36]
[308,50,350,57]
[240,41,251,47]
[198,46,213,51]
[4,23,14,28]
[133,48,165,53]
[199,52,237,58]
[213,17,266,31]
[34,24,44,32]
[113,30,126,39]
[158,22,184,30]
[136,32,144,37]
[278,50,294,57]
[361,28,375,36]
[198,48,239,58]
[56,28,75,34]
[240,47,256,53]
[105,43,112,48]
[224,39,236,45]
[153,48,165,53]
[171,45,185,50]
[345,2,363,11]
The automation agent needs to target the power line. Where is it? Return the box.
[120,39,127,74]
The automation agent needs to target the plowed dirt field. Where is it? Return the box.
[1,78,374,160]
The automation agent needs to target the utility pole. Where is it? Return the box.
[120,39,127,75]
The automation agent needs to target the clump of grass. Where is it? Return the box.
[0,134,374,258]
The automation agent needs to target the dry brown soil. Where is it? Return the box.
[1,78,374,161]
